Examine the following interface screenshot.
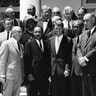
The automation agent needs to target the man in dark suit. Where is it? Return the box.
[49,20,72,96]
[71,20,84,96]
[37,5,53,40]
[77,13,96,96]
[24,26,51,96]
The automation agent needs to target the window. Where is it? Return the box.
[81,0,96,12]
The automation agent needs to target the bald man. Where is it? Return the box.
[77,13,96,96]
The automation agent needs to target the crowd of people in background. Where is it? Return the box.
[0,3,96,96]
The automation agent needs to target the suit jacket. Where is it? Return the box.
[37,18,53,40]
[0,38,24,80]
[71,36,82,76]
[13,18,24,31]
[24,38,51,81]
[77,27,96,75]
[49,34,72,76]
[0,30,11,46]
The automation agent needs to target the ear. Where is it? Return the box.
[92,16,96,25]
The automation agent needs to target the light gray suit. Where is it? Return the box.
[0,30,11,46]
[0,37,24,96]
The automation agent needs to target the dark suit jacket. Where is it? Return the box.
[13,18,24,31]
[71,36,82,76]
[37,18,53,40]
[49,34,72,76]
[77,27,96,75]
[24,38,51,82]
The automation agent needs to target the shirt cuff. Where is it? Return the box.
[84,56,89,62]
[0,75,6,78]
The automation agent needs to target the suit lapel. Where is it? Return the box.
[84,28,96,48]
[11,39,22,55]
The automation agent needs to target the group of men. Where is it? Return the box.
[0,3,96,96]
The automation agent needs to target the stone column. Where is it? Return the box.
[20,0,41,21]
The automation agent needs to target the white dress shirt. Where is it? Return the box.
[36,39,44,51]
[55,34,63,54]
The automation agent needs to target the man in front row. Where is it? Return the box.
[24,26,51,96]
[77,13,96,96]
[49,20,72,96]
[0,26,24,96]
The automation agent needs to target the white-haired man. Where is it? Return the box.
[63,6,74,29]
[52,7,62,18]
[0,26,24,96]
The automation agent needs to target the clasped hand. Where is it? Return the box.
[78,57,87,67]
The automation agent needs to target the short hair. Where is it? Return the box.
[77,6,87,14]
[11,26,22,36]
[27,5,36,11]
[26,18,37,29]
[3,18,13,24]
[5,7,14,13]
[55,20,63,28]
[73,20,84,28]
[53,7,61,13]
[52,16,61,23]
[63,6,73,15]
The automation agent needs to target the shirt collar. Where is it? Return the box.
[91,26,96,34]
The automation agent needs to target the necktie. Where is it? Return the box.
[7,31,9,40]
[17,42,20,51]
[68,21,70,28]
[86,30,91,42]
[87,30,91,38]
[77,36,79,44]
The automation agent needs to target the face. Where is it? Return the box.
[73,22,80,36]
[27,6,35,16]
[64,10,73,21]
[4,19,13,31]
[15,28,22,41]
[42,9,51,20]
[53,11,61,17]
[33,27,42,40]
[55,25,63,37]
[7,11,15,19]
[27,20,37,31]
[83,14,93,30]
[77,9,84,20]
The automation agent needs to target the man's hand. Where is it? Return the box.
[64,70,69,77]
[78,57,87,66]
[28,74,35,81]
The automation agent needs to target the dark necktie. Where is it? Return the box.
[7,31,9,40]
[86,30,91,42]
[77,36,79,44]
[39,40,43,51]
[68,21,70,28]
[17,42,20,51]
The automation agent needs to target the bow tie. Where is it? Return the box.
[43,19,48,22]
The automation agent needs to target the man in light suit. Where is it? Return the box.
[0,26,24,96]
[71,20,84,96]
[49,20,72,96]
[0,18,13,94]
[0,18,13,46]
[24,26,51,96]
[77,13,96,96]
